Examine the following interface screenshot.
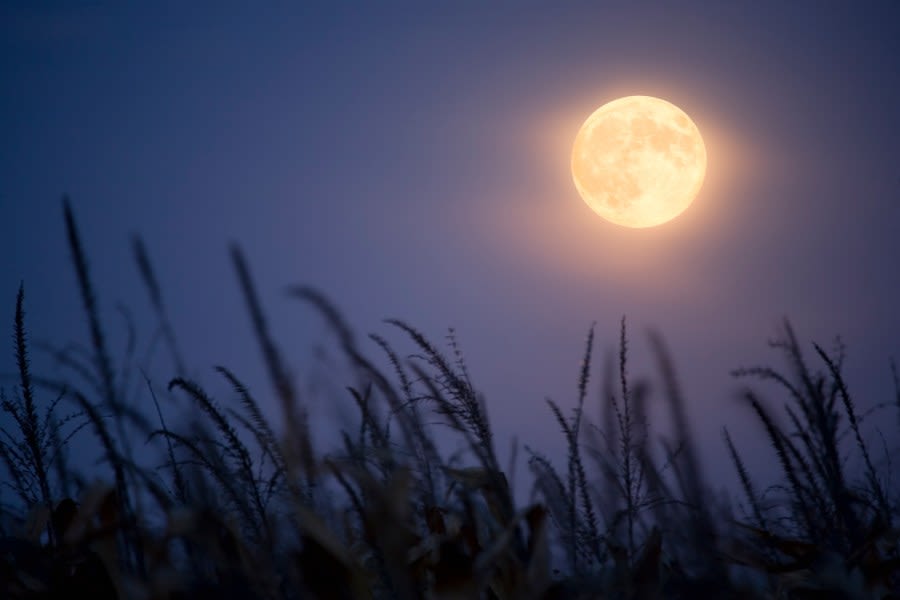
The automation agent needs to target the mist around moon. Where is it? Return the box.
[571,95,707,228]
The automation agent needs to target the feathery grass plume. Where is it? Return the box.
[369,331,442,504]
[814,342,891,524]
[386,321,505,470]
[447,328,474,401]
[543,324,601,573]
[386,319,498,471]
[780,323,859,540]
[734,323,880,556]
[232,245,315,499]
[722,427,767,535]
[11,283,55,542]
[0,385,83,510]
[405,359,480,462]
[403,353,519,549]
[403,353,519,548]
[573,324,601,564]
[577,321,663,572]
[551,416,608,571]
[367,332,427,439]
[132,235,187,378]
[613,316,646,561]
[216,366,286,477]
[546,399,582,570]
[779,402,830,522]
[744,391,817,540]
[2,291,88,548]
[167,376,271,544]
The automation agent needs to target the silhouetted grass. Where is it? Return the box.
[1,199,899,598]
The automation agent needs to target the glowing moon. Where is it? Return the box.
[571,95,707,228]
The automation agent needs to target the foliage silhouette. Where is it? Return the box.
[1,200,899,598]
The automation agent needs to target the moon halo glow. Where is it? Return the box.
[571,96,707,228]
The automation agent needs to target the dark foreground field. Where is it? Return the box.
[2,200,899,599]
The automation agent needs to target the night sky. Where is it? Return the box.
[3,2,900,496]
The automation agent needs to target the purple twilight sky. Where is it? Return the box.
[3,1,900,497]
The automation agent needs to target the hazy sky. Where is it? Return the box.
[3,2,900,496]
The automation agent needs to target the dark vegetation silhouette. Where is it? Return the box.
[1,198,900,598]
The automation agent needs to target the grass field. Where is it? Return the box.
[2,199,898,599]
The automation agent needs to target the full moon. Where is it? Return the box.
[571,95,707,228]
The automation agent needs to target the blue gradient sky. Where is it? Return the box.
[3,2,900,494]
